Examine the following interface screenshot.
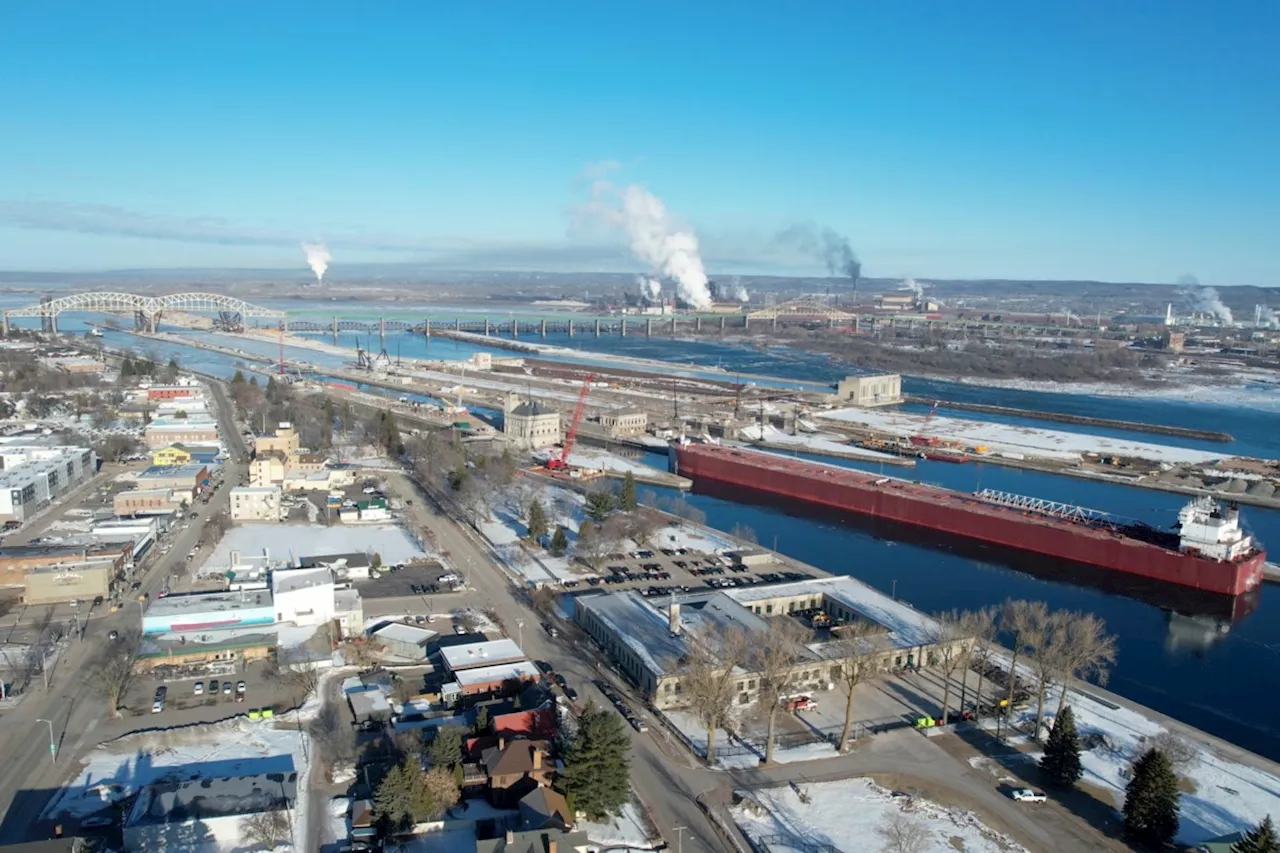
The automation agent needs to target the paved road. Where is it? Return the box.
[0,381,246,844]
[385,472,730,853]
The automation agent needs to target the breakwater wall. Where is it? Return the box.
[905,395,1233,442]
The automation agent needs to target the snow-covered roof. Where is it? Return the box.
[453,660,541,688]
[372,622,436,647]
[440,638,527,672]
[726,576,936,648]
[272,567,333,596]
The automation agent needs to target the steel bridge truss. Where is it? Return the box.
[3,291,286,334]
[747,299,858,321]
[974,488,1106,522]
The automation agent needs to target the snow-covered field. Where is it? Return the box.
[577,798,662,849]
[970,686,1280,847]
[662,709,838,770]
[820,407,1225,464]
[45,717,311,852]
[535,447,661,478]
[202,524,429,573]
[733,777,1025,853]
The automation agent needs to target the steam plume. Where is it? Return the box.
[1177,275,1233,324]
[774,223,862,288]
[728,276,749,303]
[588,182,712,309]
[900,277,924,299]
[302,241,331,284]
[638,276,663,302]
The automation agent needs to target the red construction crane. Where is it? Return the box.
[910,401,942,447]
[546,374,593,471]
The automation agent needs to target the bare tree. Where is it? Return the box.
[1147,730,1196,771]
[960,606,998,713]
[827,619,884,752]
[678,626,750,764]
[576,516,626,572]
[422,766,461,817]
[876,810,930,853]
[1027,609,1068,740]
[269,649,322,700]
[90,629,140,717]
[926,609,971,725]
[240,804,291,850]
[1001,600,1048,720]
[1052,611,1117,718]
[308,701,357,768]
[749,618,808,764]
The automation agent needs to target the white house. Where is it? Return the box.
[271,567,336,627]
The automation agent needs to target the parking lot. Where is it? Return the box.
[572,544,814,598]
[355,560,461,600]
[124,657,293,723]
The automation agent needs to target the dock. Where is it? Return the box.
[905,395,1234,442]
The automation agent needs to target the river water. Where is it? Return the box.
[12,297,1280,760]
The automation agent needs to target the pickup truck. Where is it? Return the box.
[1011,788,1047,803]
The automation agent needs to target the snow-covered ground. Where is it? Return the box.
[202,524,429,574]
[44,717,311,852]
[739,423,908,462]
[820,407,1226,464]
[535,447,660,478]
[662,709,838,770]
[732,777,1025,853]
[970,685,1280,847]
[945,368,1280,413]
[577,798,662,849]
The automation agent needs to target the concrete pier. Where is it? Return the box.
[540,319,547,337]
[621,318,627,337]
[568,320,574,337]
[484,319,491,336]
[719,316,726,333]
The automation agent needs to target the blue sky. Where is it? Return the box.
[1,2,1276,284]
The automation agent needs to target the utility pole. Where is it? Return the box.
[36,718,55,763]
[673,825,688,853]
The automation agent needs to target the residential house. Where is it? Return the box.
[518,786,573,832]
[475,828,591,853]
[481,738,553,806]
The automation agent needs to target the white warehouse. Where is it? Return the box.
[271,567,336,627]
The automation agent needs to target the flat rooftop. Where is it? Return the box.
[138,464,208,479]
[272,567,332,595]
[299,552,372,569]
[145,589,273,618]
[453,659,543,689]
[126,766,297,828]
[440,638,527,672]
[372,622,436,646]
[138,627,278,659]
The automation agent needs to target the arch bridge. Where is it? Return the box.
[747,299,859,322]
[2,292,286,334]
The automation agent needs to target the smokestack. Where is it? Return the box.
[668,598,681,635]
[1166,304,1174,326]
[532,746,542,770]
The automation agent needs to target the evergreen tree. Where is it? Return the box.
[618,472,638,511]
[1232,816,1280,853]
[527,499,549,541]
[374,758,438,832]
[585,490,616,523]
[1039,705,1083,787]
[120,358,134,378]
[427,725,463,770]
[560,703,631,820]
[473,705,490,735]
[550,526,569,556]
[1123,748,1181,849]
[231,369,246,385]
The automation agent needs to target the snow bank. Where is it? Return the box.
[821,407,1225,464]
[739,424,903,462]
[662,709,837,770]
[578,798,662,849]
[732,777,1026,853]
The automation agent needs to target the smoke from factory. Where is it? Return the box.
[638,276,663,302]
[1177,275,1233,324]
[901,277,924,299]
[302,241,332,284]
[774,223,862,289]
[588,181,712,309]
[728,278,750,303]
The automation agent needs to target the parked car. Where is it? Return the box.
[208,679,219,693]
[151,699,164,714]
[1011,789,1046,803]
[223,682,232,695]
[193,682,204,695]
[107,630,119,641]
[563,686,578,701]
[630,717,648,733]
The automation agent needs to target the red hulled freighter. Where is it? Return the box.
[672,442,1265,596]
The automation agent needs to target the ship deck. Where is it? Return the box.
[683,444,1189,553]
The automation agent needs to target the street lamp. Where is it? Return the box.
[36,718,56,764]
[516,620,525,650]
[673,825,688,853]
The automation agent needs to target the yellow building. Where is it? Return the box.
[152,445,193,467]
[254,422,300,458]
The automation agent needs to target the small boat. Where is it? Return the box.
[88,327,104,337]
